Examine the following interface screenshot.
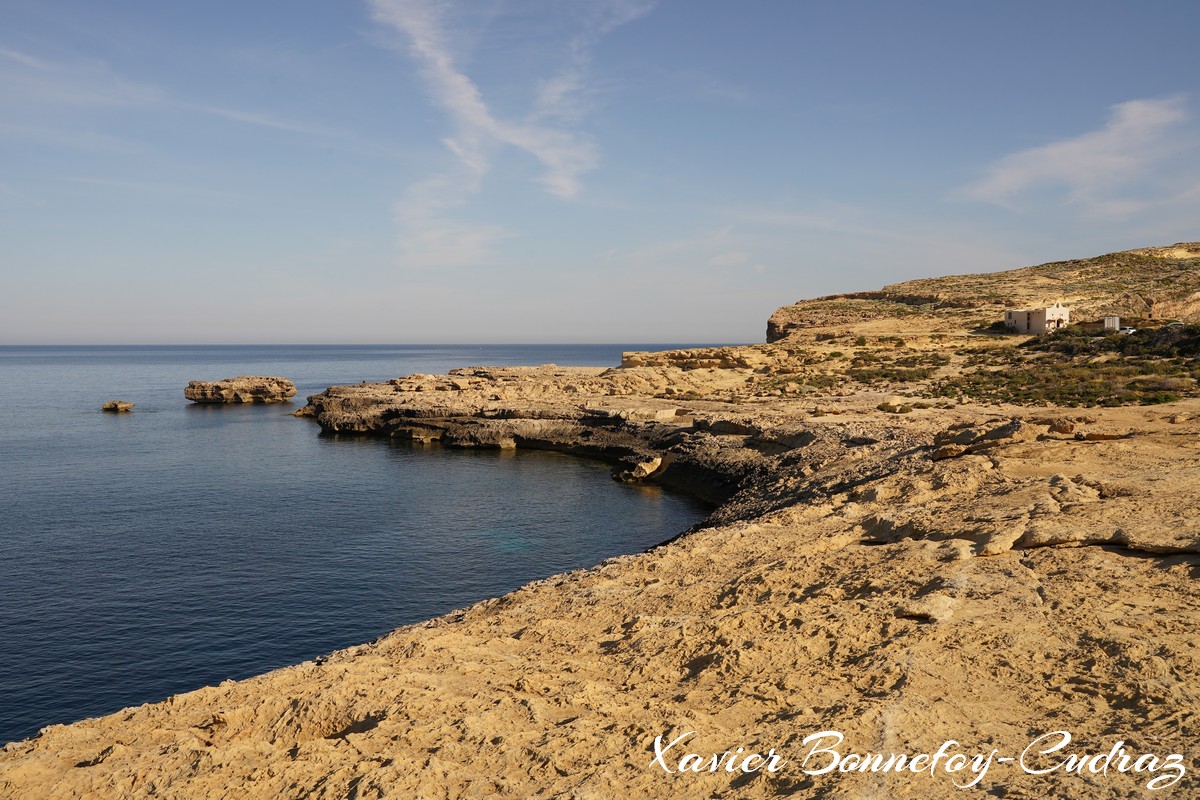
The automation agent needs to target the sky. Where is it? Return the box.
[1,0,1198,344]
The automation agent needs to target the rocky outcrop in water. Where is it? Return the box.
[184,376,296,404]
[100,401,133,413]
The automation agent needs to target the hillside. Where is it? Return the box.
[767,242,1200,341]
[622,243,1200,408]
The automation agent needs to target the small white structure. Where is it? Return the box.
[1104,315,1121,331]
[1004,302,1070,334]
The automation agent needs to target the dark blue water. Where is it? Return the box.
[0,345,711,745]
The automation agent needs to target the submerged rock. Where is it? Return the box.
[184,376,296,404]
[101,400,134,413]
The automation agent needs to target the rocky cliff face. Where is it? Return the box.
[184,376,296,404]
[3,245,1199,799]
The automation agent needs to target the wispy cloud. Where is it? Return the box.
[51,175,246,202]
[392,169,513,268]
[367,0,651,267]
[0,45,402,156]
[719,203,1031,281]
[621,224,735,264]
[0,46,50,70]
[369,0,633,199]
[961,96,1192,217]
[707,250,749,268]
[0,46,162,106]
[0,120,146,154]
[176,100,390,148]
[533,0,655,124]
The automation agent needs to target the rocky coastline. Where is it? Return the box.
[3,245,1199,798]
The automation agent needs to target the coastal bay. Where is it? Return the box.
[3,246,1199,798]
[0,345,708,747]
[7,0,1199,793]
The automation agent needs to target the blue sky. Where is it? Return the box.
[2,0,1198,344]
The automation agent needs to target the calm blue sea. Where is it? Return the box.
[0,344,711,746]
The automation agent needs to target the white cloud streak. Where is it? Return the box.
[0,45,403,157]
[368,0,651,267]
[708,250,749,268]
[962,97,1191,217]
[176,100,376,144]
[533,0,654,125]
[367,0,639,200]
[716,204,1032,282]
[0,46,162,107]
[0,46,50,70]
[391,168,513,268]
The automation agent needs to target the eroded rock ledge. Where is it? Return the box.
[298,364,1200,557]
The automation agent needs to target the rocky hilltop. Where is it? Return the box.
[3,245,1199,799]
[768,241,1200,341]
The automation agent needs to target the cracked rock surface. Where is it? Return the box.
[5,363,1199,798]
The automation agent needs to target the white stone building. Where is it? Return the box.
[1004,302,1070,334]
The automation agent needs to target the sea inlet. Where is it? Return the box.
[0,344,710,745]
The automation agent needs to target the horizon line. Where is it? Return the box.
[0,341,751,348]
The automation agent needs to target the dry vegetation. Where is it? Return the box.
[744,242,1200,408]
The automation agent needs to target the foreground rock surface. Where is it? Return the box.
[184,376,296,404]
[4,245,1200,798]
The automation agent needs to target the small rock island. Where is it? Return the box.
[100,400,134,413]
[184,376,296,404]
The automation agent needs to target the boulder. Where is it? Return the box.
[184,376,296,404]
[101,400,134,413]
[933,427,978,447]
[615,456,665,483]
[1048,419,1076,434]
[930,444,969,461]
